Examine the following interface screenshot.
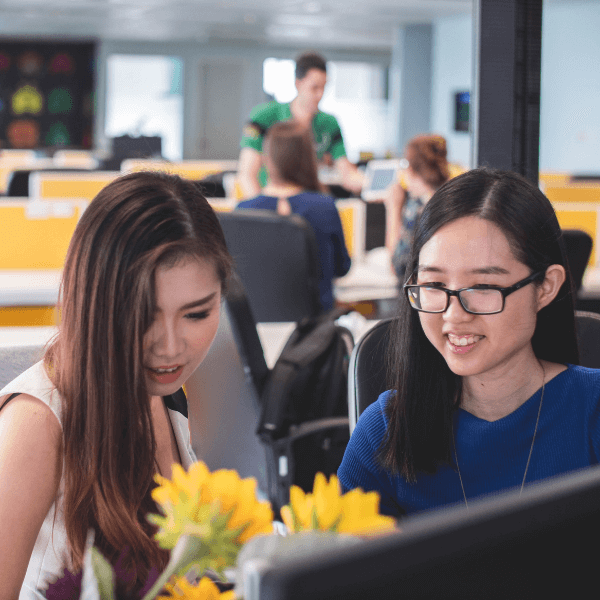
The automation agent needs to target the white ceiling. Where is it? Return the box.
[0,0,473,50]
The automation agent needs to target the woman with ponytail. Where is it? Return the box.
[385,134,450,280]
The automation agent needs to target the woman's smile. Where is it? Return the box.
[446,333,485,353]
[417,216,541,382]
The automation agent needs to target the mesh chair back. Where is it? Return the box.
[575,311,600,369]
[218,209,322,323]
[348,318,395,432]
[562,229,593,293]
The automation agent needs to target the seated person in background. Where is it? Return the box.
[237,119,351,312]
[0,172,233,598]
[384,134,450,280]
[339,167,600,517]
[238,50,364,198]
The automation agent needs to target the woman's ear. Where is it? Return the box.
[537,264,566,310]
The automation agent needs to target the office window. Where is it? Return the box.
[105,55,183,161]
[263,58,392,162]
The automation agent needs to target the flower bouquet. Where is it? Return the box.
[52,462,396,600]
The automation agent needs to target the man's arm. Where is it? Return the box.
[237,147,263,199]
[335,156,365,197]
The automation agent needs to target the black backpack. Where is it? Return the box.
[257,308,354,512]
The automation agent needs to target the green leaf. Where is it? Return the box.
[91,548,116,600]
[311,507,320,530]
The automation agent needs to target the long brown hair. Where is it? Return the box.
[405,134,450,190]
[45,171,232,592]
[264,120,322,192]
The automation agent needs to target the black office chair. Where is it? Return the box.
[562,229,593,293]
[218,209,322,323]
[224,271,270,396]
[348,312,600,432]
[575,310,600,369]
[347,317,395,432]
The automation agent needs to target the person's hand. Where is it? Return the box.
[383,182,407,254]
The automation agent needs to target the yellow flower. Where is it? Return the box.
[281,473,396,535]
[157,576,236,600]
[150,461,273,552]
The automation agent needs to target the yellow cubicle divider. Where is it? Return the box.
[0,200,87,326]
[545,183,600,205]
[121,159,238,181]
[336,198,366,260]
[29,171,120,200]
[0,201,87,269]
[0,307,57,327]
[539,172,572,189]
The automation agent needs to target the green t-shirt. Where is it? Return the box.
[240,101,347,186]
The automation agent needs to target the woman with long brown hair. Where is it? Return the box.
[0,171,232,599]
[237,119,351,311]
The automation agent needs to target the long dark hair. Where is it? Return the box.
[45,171,232,592]
[264,120,322,192]
[380,168,578,481]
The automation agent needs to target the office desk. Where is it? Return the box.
[0,270,61,326]
[334,248,398,319]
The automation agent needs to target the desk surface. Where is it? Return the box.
[334,247,398,303]
[0,270,61,306]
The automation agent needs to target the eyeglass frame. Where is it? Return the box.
[403,270,547,315]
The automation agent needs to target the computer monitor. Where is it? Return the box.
[361,159,402,201]
[185,301,268,493]
[244,464,600,599]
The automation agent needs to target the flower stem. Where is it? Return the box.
[141,536,206,600]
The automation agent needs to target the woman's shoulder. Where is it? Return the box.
[547,363,600,407]
[0,361,62,424]
[560,363,600,385]
[236,195,276,208]
[355,390,394,433]
[292,190,336,204]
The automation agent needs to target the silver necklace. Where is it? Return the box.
[452,364,546,509]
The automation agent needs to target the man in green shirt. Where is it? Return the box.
[238,51,364,198]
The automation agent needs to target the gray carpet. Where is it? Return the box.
[0,346,44,389]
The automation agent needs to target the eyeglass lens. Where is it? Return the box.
[408,286,504,314]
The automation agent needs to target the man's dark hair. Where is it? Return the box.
[295,51,327,80]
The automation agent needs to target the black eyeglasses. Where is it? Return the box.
[403,271,545,315]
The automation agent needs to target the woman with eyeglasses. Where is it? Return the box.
[338,167,600,516]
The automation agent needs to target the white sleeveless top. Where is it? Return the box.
[0,361,197,599]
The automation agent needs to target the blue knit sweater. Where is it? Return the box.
[338,364,600,517]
